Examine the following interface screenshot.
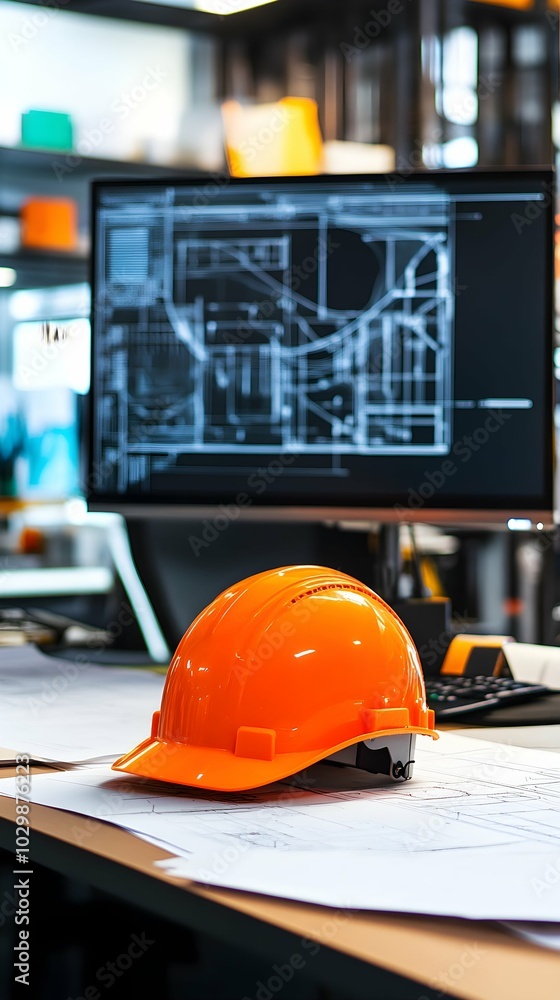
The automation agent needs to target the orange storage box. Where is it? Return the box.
[20,198,78,251]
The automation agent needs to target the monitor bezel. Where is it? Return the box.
[88,168,556,528]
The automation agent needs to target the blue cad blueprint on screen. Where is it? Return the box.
[94,183,454,491]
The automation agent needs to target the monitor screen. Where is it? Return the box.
[89,171,554,524]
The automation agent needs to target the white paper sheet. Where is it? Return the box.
[452,726,560,753]
[505,643,560,688]
[2,733,560,923]
[0,645,164,763]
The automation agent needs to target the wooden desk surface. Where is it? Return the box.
[0,779,559,1000]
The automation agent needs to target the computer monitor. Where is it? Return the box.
[89,170,554,526]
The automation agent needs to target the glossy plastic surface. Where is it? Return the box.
[113,566,437,791]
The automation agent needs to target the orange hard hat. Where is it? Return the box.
[113,566,438,791]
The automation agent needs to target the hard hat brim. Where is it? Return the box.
[111,725,438,793]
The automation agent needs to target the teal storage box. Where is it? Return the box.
[21,110,73,151]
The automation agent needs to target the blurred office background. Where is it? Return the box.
[0,7,559,996]
[0,0,559,646]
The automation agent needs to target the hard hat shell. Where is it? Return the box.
[113,565,437,791]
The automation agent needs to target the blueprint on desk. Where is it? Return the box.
[2,733,560,921]
[0,645,164,764]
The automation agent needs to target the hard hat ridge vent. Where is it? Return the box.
[290,582,371,603]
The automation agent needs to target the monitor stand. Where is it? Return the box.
[373,524,452,675]
[374,524,402,605]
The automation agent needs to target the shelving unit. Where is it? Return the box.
[1,0,556,285]
[0,144,192,180]
[0,145,203,290]
[0,250,87,290]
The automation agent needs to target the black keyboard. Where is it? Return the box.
[425,674,550,719]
